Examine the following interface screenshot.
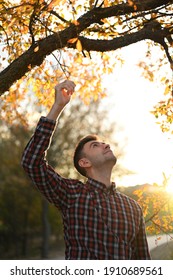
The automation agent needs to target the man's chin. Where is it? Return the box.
[108,155,117,165]
[113,157,117,165]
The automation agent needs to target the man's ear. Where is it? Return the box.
[78,158,91,168]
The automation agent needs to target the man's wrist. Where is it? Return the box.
[46,102,66,121]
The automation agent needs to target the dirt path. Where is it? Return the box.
[150,241,173,260]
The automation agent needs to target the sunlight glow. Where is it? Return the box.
[102,42,173,187]
[166,176,173,194]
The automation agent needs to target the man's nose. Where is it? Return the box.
[103,143,110,149]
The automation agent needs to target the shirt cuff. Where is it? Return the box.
[36,116,57,136]
[40,116,57,125]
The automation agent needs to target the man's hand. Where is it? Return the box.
[55,80,76,108]
[46,80,76,121]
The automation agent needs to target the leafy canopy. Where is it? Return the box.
[0,0,172,128]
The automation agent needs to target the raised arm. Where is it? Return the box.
[21,80,77,210]
[47,79,76,121]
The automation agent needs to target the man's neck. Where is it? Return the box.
[88,168,112,188]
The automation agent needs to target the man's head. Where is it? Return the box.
[73,134,117,177]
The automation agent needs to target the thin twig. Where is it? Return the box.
[51,52,70,79]
[94,0,100,8]
[49,10,69,24]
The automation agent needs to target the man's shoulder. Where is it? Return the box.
[62,177,85,189]
[115,190,142,210]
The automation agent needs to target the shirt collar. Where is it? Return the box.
[86,177,116,193]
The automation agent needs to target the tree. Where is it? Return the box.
[0,0,172,130]
[119,182,173,252]
[0,123,43,258]
[133,181,173,237]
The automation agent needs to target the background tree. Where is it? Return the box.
[0,123,43,258]
[122,180,173,236]
[0,0,172,130]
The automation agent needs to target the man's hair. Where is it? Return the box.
[73,134,99,177]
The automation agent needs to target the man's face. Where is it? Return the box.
[82,140,117,168]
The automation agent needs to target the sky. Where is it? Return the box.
[101,42,173,188]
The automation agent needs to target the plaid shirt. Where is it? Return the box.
[22,117,151,260]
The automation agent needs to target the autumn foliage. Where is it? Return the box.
[133,184,173,235]
[0,0,172,130]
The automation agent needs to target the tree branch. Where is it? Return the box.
[145,199,169,224]
[150,220,173,237]
[0,0,171,95]
[74,25,173,66]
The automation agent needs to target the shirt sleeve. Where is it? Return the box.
[134,213,151,260]
[21,116,80,210]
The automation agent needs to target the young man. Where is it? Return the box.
[22,80,151,260]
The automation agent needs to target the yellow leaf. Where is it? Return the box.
[72,20,80,26]
[157,237,162,240]
[104,0,109,7]
[68,38,78,44]
[89,0,95,9]
[76,39,82,52]
[34,46,39,52]
[160,77,166,82]
[48,0,61,11]
[128,0,134,6]
[8,18,16,27]
[75,55,83,64]
[164,85,170,95]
